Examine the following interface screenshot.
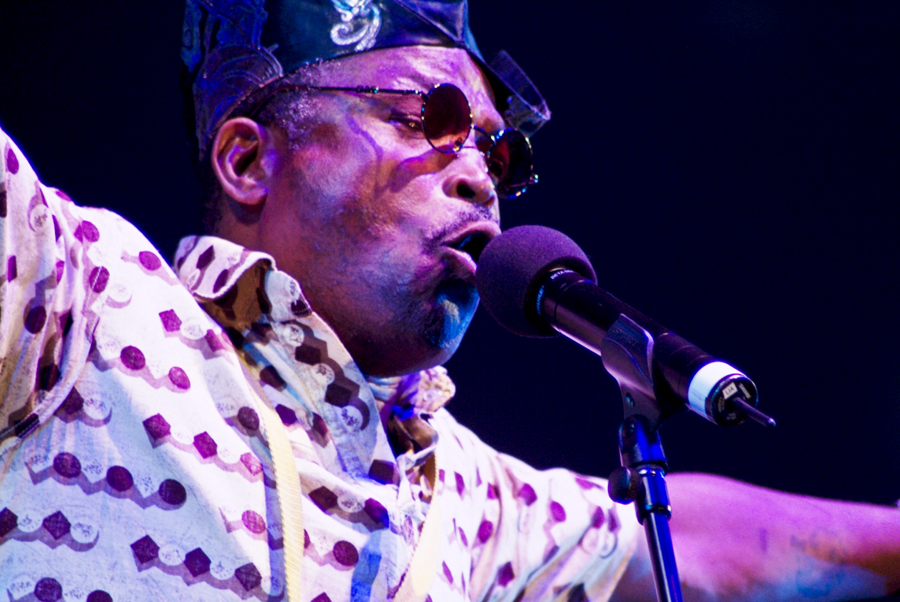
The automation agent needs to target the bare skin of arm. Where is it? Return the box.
[610,473,900,602]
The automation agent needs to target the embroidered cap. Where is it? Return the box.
[181,0,551,159]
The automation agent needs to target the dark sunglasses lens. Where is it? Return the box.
[422,84,471,152]
[491,129,533,197]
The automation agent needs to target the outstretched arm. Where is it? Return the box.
[611,473,900,602]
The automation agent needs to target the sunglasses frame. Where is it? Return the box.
[246,81,537,198]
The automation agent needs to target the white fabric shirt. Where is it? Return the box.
[0,128,638,602]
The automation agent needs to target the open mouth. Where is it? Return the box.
[451,231,492,264]
[440,221,500,282]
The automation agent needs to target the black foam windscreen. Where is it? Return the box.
[476,225,597,337]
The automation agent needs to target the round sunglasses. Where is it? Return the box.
[248,82,537,199]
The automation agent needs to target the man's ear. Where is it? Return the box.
[210,117,276,207]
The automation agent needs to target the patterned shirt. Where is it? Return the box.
[0,128,638,602]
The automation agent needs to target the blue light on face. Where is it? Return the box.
[426,280,479,350]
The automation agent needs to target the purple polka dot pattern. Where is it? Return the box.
[518,483,537,506]
[131,535,160,564]
[204,329,225,351]
[6,147,19,174]
[591,507,605,529]
[138,251,161,271]
[241,453,262,476]
[442,561,454,584]
[259,366,286,390]
[310,487,338,511]
[168,366,191,390]
[39,363,61,391]
[42,511,71,540]
[332,540,359,566]
[106,466,134,492]
[0,507,18,537]
[237,407,259,431]
[25,304,47,333]
[295,345,321,365]
[549,501,567,522]
[455,472,465,495]
[497,561,515,586]
[324,383,352,407]
[312,413,329,437]
[193,432,217,458]
[159,309,182,332]
[34,578,62,602]
[196,246,215,270]
[608,509,619,532]
[487,483,498,499]
[364,498,389,528]
[53,452,81,478]
[158,479,187,505]
[213,269,230,292]
[311,594,332,602]
[86,591,112,602]
[6,256,16,281]
[143,414,171,440]
[81,221,100,242]
[234,563,262,591]
[477,520,494,543]
[89,266,109,292]
[275,404,298,425]
[242,510,266,534]
[368,459,398,485]
[184,547,211,576]
[120,346,145,370]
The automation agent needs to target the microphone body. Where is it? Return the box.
[538,268,756,426]
[476,226,766,427]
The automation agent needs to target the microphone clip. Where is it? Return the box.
[602,313,683,602]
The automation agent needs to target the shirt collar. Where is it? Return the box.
[176,236,455,408]
[174,235,455,473]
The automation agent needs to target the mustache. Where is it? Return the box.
[425,205,498,251]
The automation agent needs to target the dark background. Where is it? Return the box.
[1,0,897,516]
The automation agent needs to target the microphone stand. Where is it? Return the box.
[600,315,683,602]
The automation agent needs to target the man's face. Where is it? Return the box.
[259,46,504,377]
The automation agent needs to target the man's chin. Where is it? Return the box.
[347,280,478,377]
[423,280,478,352]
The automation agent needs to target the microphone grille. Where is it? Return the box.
[476,225,596,337]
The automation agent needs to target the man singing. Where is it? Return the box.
[0,1,898,601]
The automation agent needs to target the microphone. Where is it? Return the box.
[475,225,774,428]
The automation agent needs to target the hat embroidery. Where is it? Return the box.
[330,0,382,51]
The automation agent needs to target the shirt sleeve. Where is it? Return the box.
[0,128,106,456]
[432,409,641,602]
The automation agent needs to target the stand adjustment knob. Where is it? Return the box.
[608,466,641,504]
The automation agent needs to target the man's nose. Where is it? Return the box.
[442,149,497,208]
